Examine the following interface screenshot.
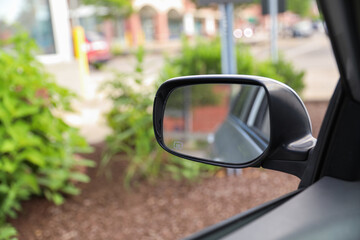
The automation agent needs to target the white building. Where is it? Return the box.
[0,0,74,64]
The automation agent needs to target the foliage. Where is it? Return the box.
[165,155,218,182]
[287,0,313,17]
[159,38,222,108]
[0,33,93,237]
[159,37,305,94]
[0,224,16,240]
[110,43,124,56]
[81,0,132,18]
[102,46,218,186]
[256,57,305,93]
[165,84,221,109]
[102,46,161,184]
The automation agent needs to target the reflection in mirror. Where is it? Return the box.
[163,83,270,164]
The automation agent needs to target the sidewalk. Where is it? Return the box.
[47,52,167,144]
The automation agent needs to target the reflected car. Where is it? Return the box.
[212,85,270,164]
[85,31,111,64]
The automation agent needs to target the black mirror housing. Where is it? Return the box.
[153,75,316,177]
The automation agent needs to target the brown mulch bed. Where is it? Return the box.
[10,101,328,240]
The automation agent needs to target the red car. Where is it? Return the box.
[85,32,111,64]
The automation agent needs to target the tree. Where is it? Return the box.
[81,0,133,19]
[287,0,312,17]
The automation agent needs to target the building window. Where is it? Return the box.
[79,15,103,34]
[195,18,204,36]
[0,0,56,54]
[139,6,157,41]
[168,9,183,40]
[114,17,126,43]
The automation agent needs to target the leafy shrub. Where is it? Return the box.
[265,57,305,93]
[102,47,162,184]
[102,46,218,186]
[0,33,93,237]
[160,37,305,94]
[165,84,221,109]
[110,43,124,56]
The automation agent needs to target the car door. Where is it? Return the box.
[153,0,360,239]
[190,0,360,238]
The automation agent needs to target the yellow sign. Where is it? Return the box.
[72,26,90,97]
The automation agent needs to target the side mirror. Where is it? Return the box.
[153,75,316,170]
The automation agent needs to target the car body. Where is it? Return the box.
[213,85,269,164]
[153,0,360,239]
[85,31,111,64]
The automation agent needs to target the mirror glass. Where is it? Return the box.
[163,83,270,164]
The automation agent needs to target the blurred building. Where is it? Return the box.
[69,0,220,48]
[0,0,84,95]
[0,0,220,62]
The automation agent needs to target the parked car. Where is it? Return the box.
[153,0,360,239]
[85,31,111,64]
[291,20,313,38]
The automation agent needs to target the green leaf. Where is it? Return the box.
[0,140,16,152]
[13,105,39,118]
[52,193,64,205]
[69,172,90,183]
[75,159,96,167]
[22,175,40,194]
[62,185,80,195]
[2,157,17,174]
[17,149,45,167]
[0,224,17,239]
[3,93,16,116]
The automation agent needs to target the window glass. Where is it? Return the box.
[253,97,270,141]
[139,6,156,41]
[79,16,101,34]
[114,17,125,42]
[230,85,260,122]
[195,18,203,36]
[0,0,56,54]
[168,10,183,39]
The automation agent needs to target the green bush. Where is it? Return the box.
[160,37,305,94]
[102,47,162,184]
[0,33,93,237]
[165,84,221,109]
[102,46,218,186]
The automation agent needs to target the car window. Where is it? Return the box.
[250,95,270,141]
[230,85,260,122]
[3,1,343,239]
[230,86,270,142]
